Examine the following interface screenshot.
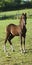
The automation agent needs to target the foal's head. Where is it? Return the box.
[22,13,27,25]
[20,13,27,26]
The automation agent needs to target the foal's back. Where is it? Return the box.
[6,24,21,36]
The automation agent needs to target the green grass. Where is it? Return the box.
[0,10,32,65]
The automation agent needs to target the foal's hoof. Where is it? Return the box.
[13,50,15,52]
[23,50,26,53]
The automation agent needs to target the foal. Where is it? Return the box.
[4,13,27,53]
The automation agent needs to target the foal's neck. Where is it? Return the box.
[19,18,25,29]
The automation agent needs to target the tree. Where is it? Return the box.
[14,0,21,4]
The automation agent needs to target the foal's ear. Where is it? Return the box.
[20,16,22,19]
[22,13,24,16]
[24,13,27,19]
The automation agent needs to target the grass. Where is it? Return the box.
[0,10,32,65]
[0,9,32,17]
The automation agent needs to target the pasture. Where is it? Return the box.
[0,9,32,65]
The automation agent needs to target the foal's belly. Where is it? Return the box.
[10,25,21,36]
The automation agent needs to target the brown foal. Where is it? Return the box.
[4,13,27,53]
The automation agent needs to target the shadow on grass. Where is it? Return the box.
[14,61,32,65]
[0,14,20,20]
[0,15,15,20]
[14,63,21,65]
[25,48,32,53]
[14,63,18,65]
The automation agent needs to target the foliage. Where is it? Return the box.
[0,0,32,11]
[14,0,21,4]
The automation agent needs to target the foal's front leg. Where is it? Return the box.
[23,37,26,53]
[20,36,23,53]
[20,33,23,53]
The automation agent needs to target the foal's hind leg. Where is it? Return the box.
[8,39,14,52]
[4,37,7,53]
[8,35,15,52]
[4,33,9,53]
